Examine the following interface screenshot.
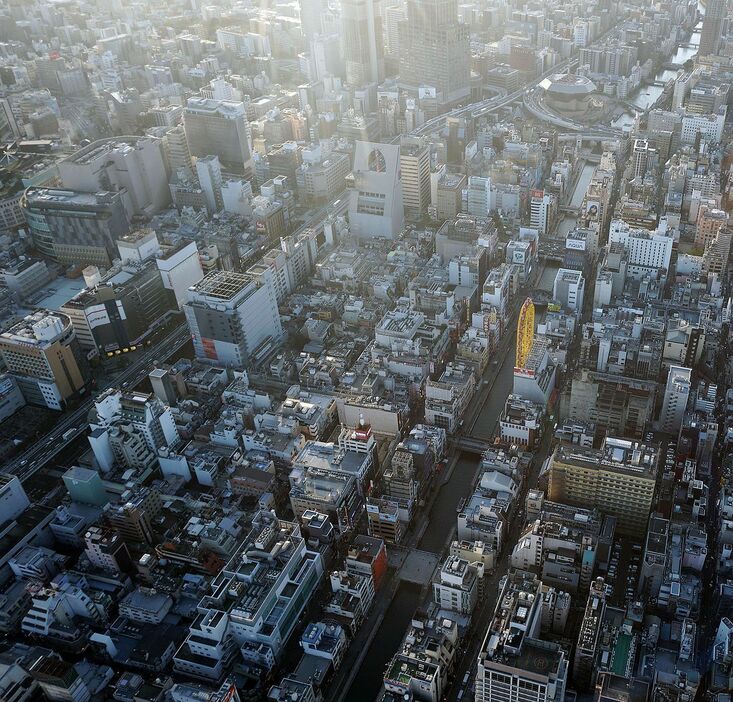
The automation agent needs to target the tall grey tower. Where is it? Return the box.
[398,0,470,108]
[699,0,727,57]
[340,0,385,87]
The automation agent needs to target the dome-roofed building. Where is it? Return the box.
[539,73,597,113]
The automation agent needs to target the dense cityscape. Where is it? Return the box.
[0,0,730,701]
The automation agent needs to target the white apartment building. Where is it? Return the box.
[530,191,555,235]
[553,268,585,312]
[466,176,494,218]
[608,219,674,279]
[433,555,481,614]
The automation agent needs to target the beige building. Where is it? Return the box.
[0,310,88,410]
[548,436,658,536]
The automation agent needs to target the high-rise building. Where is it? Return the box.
[183,98,253,176]
[165,124,193,174]
[22,188,130,267]
[660,365,692,434]
[195,155,224,215]
[61,259,176,355]
[548,436,659,536]
[399,136,431,220]
[632,138,650,179]
[398,0,470,108]
[184,270,283,367]
[699,0,727,56]
[340,0,384,87]
[299,0,325,39]
[0,310,89,410]
[695,204,728,251]
[385,4,407,55]
[466,176,494,218]
[346,140,404,239]
[702,223,733,275]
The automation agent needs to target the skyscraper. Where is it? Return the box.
[398,0,470,108]
[399,136,431,220]
[699,0,727,57]
[184,270,283,367]
[183,98,253,176]
[195,155,224,215]
[299,0,324,40]
[340,0,384,87]
[660,365,692,434]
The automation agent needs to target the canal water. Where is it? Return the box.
[612,23,701,130]
[345,582,423,702]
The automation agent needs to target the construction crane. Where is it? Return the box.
[516,298,535,369]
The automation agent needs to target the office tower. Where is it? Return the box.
[299,0,324,39]
[165,124,193,175]
[0,310,89,410]
[702,223,733,275]
[385,4,407,55]
[346,140,404,239]
[548,436,659,536]
[446,115,474,165]
[552,268,585,312]
[183,98,254,176]
[466,176,493,218]
[400,136,431,220]
[398,0,470,108]
[195,155,224,215]
[184,270,283,367]
[632,138,650,179]
[59,136,170,218]
[573,578,607,692]
[699,0,727,56]
[476,570,568,702]
[155,241,205,308]
[660,366,692,434]
[22,187,130,267]
[530,190,556,234]
[695,204,728,250]
[310,33,343,81]
[340,0,384,87]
